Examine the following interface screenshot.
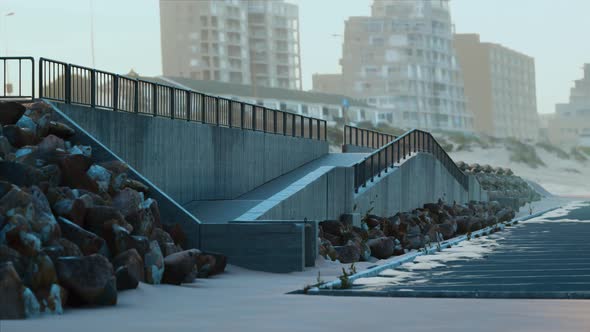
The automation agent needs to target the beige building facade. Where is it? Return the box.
[160,0,301,89]
[454,34,538,140]
[548,64,590,147]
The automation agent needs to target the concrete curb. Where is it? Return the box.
[307,206,561,293]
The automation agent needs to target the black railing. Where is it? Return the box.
[0,57,35,100]
[353,129,468,193]
[344,125,397,149]
[34,57,326,140]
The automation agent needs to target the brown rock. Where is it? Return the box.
[144,241,164,284]
[199,251,227,276]
[56,238,83,257]
[334,240,361,263]
[0,161,45,187]
[320,220,344,236]
[115,266,139,291]
[112,248,144,283]
[47,121,75,139]
[0,244,25,277]
[367,237,394,259]
[0,101,26,125]
[24,253,58,292]
[0,262,26,319]
[57,217,107,256]
[37,134,65,154]
[57,154,98,192]
[55,254,117,306]
[53,198,87,227]
[30,186,61,244]
[3,125,39,148]
[162,249,201,285]
[84,205,132,238]
[123,179,149,194]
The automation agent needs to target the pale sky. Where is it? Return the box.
[1,0,589,114]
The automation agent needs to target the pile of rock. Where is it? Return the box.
[319,200,515,264]
[0,101,226,319]
[457,161,541,206]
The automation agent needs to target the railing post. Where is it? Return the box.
[273,110,277,133]
[133,80,139,113]
[240,103,245,129]
[169,87,174,119]
[185,91,191,120]
[90,70,96,108]
[308,117,312,139]
[384,146,388,173]
[65,64,71,104]
[152,84,157,116]
[112,75,119,111]
[324,121,327,140]
[228,101,233,128]
[316,119,320,140]
[292,115,295,137]
[200,94,206,123]
[252,106,257,131]
[215,97,219,126]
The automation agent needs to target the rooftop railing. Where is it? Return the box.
[353,128,468,193]
[344,125,397,149]
[0,57,34,100]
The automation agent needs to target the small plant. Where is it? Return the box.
[338,264,357,289]
[303,271,325,294]
[466,232,472,240]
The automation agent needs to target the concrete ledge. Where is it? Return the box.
[342,144,374,153]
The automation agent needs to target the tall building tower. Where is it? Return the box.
[159,0,301,90]
[454,34,538,140]
[328,0,472,131]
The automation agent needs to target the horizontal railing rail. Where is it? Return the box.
[344,125,397,149]
[353,128,468,193]
[36,57,326,140]
[0,56,35,100]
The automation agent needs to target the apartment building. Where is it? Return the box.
[548,64,590,147]
[160,0,301,89]
[314,0,473,132]
[454,34,538,140]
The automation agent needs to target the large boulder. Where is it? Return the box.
[144,241,164,284]
[115,266,139,291]
[53,198,87,227]
[333,241,361,263]
[57,217,107,256]
[0,101,26,125]
[0,262,25,319]
[0,244,25,276]
[3,125,39,148]
[30,186,61,244]
[320,220,344,237]
[84,206,132,238]
[112,248,144,284]
[47,121,75,139]
[162,249,201,285]
[55,254,117,306]
[23,253,58,292]
[367,237,394,259]
[0,161,45,187]
[57,154,98,193]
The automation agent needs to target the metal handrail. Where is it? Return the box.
[344,125,397,149]
[36,57,327,141]
[0,56,35,100]
[353,128,468,193]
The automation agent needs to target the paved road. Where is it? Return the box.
[350,204,590,299]
[183,153,368,223]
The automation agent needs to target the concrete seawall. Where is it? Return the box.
[53,102,329,205]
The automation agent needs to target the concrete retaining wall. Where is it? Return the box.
[52,102,328,205]
[353,153,469,217]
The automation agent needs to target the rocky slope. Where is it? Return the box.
[319,200,515,264]
[0,101,225,319]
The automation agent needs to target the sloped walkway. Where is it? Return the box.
[183,153,368,223]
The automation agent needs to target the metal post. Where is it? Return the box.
[292,114,296,137]
[65,64,71,104]
[185,91,190,120]
[112,75,119,111]
[308,117,312,138]
[273,110,277,133]
[240,103,245,129]
[215,97,219,125]
[300,116,304,137]
[169,87,174,119]
[253,106,257,131]
[152,84,157,116]
[200,94,205,123]
[90,70,96,108]
[263,108,267,132]
[133,80,139,114]
[228,100,233,128]
[282,112,287,135]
